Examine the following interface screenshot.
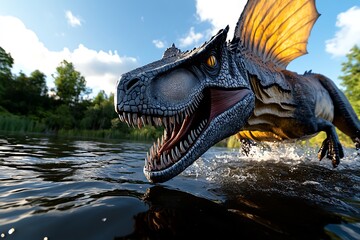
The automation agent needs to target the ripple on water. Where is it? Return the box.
[0,135,359,239]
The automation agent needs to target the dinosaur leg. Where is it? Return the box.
[316,119,344,167]
[318,74,360,151]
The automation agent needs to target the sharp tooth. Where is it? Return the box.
[171,149,177,161]
[191,130,196,140]
[153,117,161,126]
[147,116,152,126]
[149,159,154,170]
[180,141,186,152]
[193,105,197,113]
[162,152,167,164]
[137,118,142,129]
[163,117,168,129]
[155,159,160,170]
[183,140,189,148]
[196,127,201,135]
[167,154,173,164]
[133,114,137,126]
[157,117,163,127]
[169,116,175,125]
[188,106,192,115]
[194,97,199,106]
[127,113,132,124]
[153,142,157,153]
[175,146,181,157]
[150,145,154,158]
[188,134,193,144]
[140,116,146,126]
[160,156,166,169]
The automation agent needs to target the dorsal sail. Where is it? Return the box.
[234,0,319,69]
[231,0,319,90]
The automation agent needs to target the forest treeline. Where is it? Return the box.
[0,46,161,140]
[0,45,359,146]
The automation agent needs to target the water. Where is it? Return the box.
[0,134,359,240]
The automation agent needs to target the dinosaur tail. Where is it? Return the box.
[317,74,360,147]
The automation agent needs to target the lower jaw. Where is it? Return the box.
[144,92,254,183]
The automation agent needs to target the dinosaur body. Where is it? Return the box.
[238,72,334,142]
[115,0,360,183]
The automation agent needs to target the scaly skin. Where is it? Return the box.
[115,0,360,183]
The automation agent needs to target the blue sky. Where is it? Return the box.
[1,0,359,96]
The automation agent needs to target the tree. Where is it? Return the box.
[52,60,90,104]
[0,46,13,77]
[339,45,360,116]
[1,70,50,116]
[0,47,14,103]
[29,70,48,96]
[80,91,117,130]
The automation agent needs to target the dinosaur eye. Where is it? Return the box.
[206,55,217,68]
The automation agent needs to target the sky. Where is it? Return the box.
[1,0,360,97]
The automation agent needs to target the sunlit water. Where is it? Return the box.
[0,134,359,240]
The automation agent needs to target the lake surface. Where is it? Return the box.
[0,134,359,240]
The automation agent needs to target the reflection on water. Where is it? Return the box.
[0,134,359,239]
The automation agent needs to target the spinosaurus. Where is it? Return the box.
[115,0,360,183]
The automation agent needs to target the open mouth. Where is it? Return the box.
[117,87,250,172]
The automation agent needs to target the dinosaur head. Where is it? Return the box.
[115,26,254,182]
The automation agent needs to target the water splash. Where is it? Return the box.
[184,143,360,206]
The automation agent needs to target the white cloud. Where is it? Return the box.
[325,6,360,57]
[177,0,246,49]
[152,39,166,49]
[0,15,138,95]
[179,27,204,48]
[65,10,82,27]
[195,0,246,36]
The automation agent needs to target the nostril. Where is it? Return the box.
[126,78,140,91]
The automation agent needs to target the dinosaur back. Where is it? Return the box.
[232,0,319,89]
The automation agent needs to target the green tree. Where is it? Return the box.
[53,60,90,104]
[0,46,13,77]
[339,45,360,115]
[29,70,48,96]
[2,71,50,116]
[80,91,117,130]
[0,47,14,105]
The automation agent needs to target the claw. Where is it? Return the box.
[317,138,329,161]
[317,137,343,168]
